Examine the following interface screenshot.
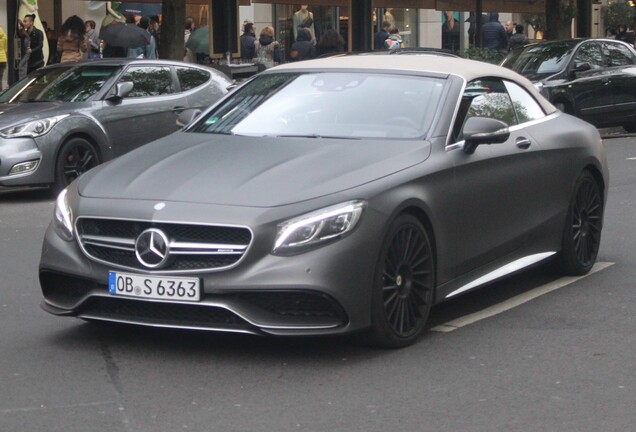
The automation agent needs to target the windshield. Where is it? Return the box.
[502,41,578,76]
[192,72,446,139]
[0,65,122,104]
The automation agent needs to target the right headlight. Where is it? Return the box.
[53,187,74,241]
[273,200,365,255]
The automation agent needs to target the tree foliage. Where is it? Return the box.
[603,0,636,31]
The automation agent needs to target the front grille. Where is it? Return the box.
[79,297,250,330]
[76,218,252,273]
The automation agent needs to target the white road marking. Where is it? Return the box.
[430,262,615,333]
[628,157,636,160]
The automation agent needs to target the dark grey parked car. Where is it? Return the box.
[40,55,608,347]
[502,38,636,131]
[0,59,231,191]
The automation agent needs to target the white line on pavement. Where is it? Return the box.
[430,262,615,333]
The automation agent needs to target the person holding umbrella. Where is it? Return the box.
[100,20,151,58]
[127,18,156,59]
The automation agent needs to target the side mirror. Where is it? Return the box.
[106,81,134,101]
[569,62,591,79]
[462,117,510,154]
[176,108,202,128]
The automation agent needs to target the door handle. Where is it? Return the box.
[516,137,532,149]
[172,106,186,113]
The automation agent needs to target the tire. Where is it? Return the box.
[556,171,603,276]
[367,214,435,348]
[53,137,99,194]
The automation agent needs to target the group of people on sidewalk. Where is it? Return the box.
[238,19,346,68]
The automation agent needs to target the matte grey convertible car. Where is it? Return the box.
[39,55,608,347]
[0,59,231,191]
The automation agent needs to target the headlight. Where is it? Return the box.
[0,114,69,138]
[54,188,74,241]
[273,200,365,254]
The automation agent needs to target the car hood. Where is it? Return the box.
[79,132,432,207]
[0,102,86,125]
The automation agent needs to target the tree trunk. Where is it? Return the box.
[544,0,574,40]
[159,0,186,60]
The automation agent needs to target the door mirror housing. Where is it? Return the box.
[462,117,510,154]
[569,61,592,79]
[106,81,134,102]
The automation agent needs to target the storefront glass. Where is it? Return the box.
[273,4,346,60]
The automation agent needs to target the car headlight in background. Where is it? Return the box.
[0,114,69,139]
[273,200,365,254]
[54,188,74,241]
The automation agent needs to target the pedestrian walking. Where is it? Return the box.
[57,15,86,63]
[254,26,281,69]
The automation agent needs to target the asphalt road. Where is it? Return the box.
[1,136,635,432]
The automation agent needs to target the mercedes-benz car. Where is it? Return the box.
[0,58,231,192]
[502,38,636,131]
[39,55,608,347]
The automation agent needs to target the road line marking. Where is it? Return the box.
[627,157,636,160]
[0,401,117,415]
[430,262,614,333]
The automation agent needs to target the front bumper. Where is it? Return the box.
[0,136,49,187]
[39,198,384,336]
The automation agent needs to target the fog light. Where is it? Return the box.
[9,160,39,175]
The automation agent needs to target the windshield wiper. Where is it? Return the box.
[274,134,360,140]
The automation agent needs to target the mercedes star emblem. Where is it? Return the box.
[135,228,170,268]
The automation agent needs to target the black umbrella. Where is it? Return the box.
[99,22,151,49]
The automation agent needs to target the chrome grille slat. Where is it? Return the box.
[76,217,253,274]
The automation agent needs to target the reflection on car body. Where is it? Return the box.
[0,58,232,192]
[39,55,608,348]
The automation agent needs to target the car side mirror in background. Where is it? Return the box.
[569,62,592,79]
[462,117,510,154]
[106,81,134,102]
[176,108,202,128]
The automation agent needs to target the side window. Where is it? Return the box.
[573,43,604,69]
[503,80,545,124]
[120,66,175,98]
[452,78,516,142]
[176,67,210,91]
[603,42,636,66]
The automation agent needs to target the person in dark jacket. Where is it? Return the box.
[23,14,45,73]
[240,22,256,61]
[480,12,508,53]
[316,28,345,57]
[508,24,529,51]
[374,20,391,50]
[289,27,316,61]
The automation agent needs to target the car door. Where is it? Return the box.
[599,41,636,125]
[96,65,187,157]
[566,41,612,123]
[447,78,548,276]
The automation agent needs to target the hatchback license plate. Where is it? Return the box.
[108,271,201,302]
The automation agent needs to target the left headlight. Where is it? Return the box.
[273,200,365,255]
[0,114,69,139]
[54,187,74,241]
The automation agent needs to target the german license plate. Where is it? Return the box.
[108,271,201,302]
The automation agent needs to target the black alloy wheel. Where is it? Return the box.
[558,171,603,275]
[54,137,99,193]
[369,214,435,348]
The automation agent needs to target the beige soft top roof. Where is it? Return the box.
[272,54,556,114]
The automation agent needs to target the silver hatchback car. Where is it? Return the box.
[0,58,231,192]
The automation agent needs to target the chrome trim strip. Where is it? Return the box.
[73,294,341,331]
[445,252,556,299]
